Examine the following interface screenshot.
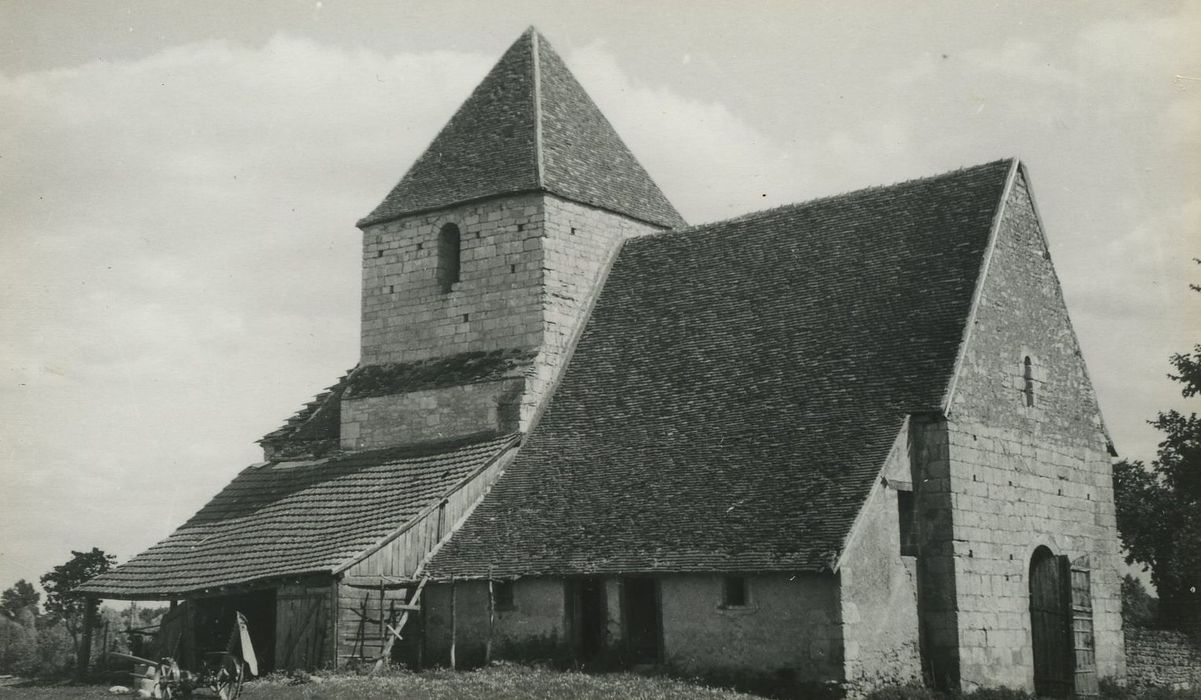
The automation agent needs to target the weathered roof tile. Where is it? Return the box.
[428,159,1014,578]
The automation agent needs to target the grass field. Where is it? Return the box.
[0,664,762,699]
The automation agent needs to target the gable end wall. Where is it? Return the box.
[945,170,1124,690]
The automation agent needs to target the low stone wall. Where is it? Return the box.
[1125,627,1201,689]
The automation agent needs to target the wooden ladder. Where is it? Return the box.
[340,571,429,674]
[370,574,428,675]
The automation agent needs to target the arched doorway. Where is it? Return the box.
[1029,546,1068,697]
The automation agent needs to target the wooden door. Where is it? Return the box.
[1030,547,1069,698]
[276,586,330,671]
[623,577,661,663]
[1068,556,1099,698]
[568,578,607,662]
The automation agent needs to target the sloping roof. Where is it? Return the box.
[358,28,685,229]
[428,159,1015,578]
[258,367,355,454]
[345,348,537,400]
[79,434,519,599]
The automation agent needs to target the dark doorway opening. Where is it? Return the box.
[568,578,607,662]
[1030,546,1068,698]
[622,577,661,663]
[193,589,276,673]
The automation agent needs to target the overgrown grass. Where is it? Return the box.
[0,664,762,699]
[864,679,1201,700]
[3,667,1199,699]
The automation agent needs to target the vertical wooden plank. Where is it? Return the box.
[449,577,457,670]
[1070,557,1099,698]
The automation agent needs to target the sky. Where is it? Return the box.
[1,1,1198,594]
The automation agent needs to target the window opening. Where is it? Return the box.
[898,490,917,556]
[722,576,748,607]
[494,580,515,611]
[1023,356,1036,407]
[437,223,461,293]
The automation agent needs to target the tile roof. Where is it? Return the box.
[357,28,685,230]
[78,433,519,599]
[259,368,355,458]
[428,159,1015,578]
[345,348,537,400]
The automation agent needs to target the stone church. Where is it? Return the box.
[81,27,1125,697]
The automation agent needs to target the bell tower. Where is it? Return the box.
[335,28,685,451]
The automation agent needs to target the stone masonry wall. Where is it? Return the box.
[659,573,843,682]
[354,194,663,448]
[839,426,923,693]
[1124,628,1201,689]
[358,194,546,367]
[945,170,1124,690]
[523,195,663,423]
[340,378,523,451]
[911,416,961,689]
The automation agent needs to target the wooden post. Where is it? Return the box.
[378,581,385,658]
[449,577,457,670]
[486,576,495,665]
[100,619,110,674]
[75,595,98,681]
[417,585,426,670]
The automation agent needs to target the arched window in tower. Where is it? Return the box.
[1023,356,1036,407]
[437,223,461,293]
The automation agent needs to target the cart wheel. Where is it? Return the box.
[215,654,244,700]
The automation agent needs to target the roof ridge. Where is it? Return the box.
[629,158,1017,246]
[531,29,546,189]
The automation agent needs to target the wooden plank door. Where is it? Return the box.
[1030,547,1069,697]
[276,587,330,671]
[1067,556,1099,698]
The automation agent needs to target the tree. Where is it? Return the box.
[1113,259,1201,629]
[38,548,116,652]
[1120,574,1158,628]
[1,580,40,620]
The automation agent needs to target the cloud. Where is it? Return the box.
[0,35,497,588]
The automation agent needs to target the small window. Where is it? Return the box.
[722,576,748,607]
[1023,356,1035,407]
[436,223,461,293]
[898,490,917,556]
[493,580,515,611]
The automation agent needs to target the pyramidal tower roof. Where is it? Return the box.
[359,28,686,229]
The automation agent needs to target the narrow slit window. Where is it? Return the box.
[1023,356,1035,407]
[898,490,917,556]
[437,223,461,293]
[722,576,748,607]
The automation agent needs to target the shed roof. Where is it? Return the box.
[428,159,1016,578]
[79,433,519,599]
[358,28,685,229]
